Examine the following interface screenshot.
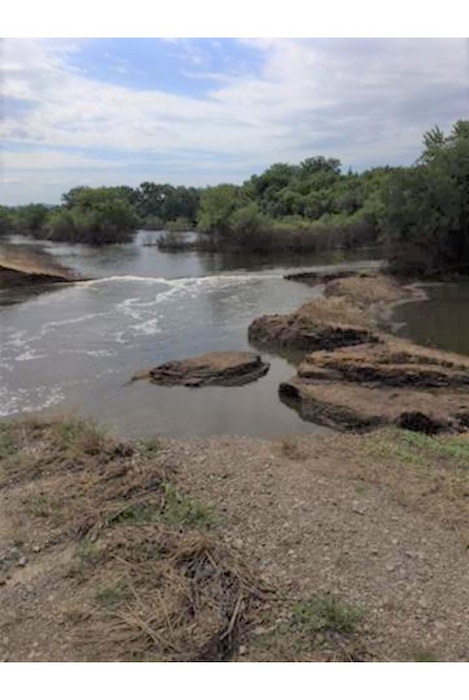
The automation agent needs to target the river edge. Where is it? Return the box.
[1,270,468,661]
[0,243,88,288]
[248,270,469,434]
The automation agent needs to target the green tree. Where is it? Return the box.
[49,187,139,244]
[381,121,469,275]
[14,204,50,237]
[136,182,200,223]
[197,184,242,237]
[0,206,17,237]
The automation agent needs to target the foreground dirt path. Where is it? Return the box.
[1,420,467,662]
[164,432,469,661]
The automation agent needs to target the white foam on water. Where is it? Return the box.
[4,329,30,349]
[58,348,117,358]
[1,313,109,356]
[79,271,282,290]
[0,384,64,417]
[15,350,46,362]
[78,275,173,287]
[40,312,107,334]
[129,318,161,337]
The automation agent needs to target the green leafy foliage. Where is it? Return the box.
[3,120,466,262]
[46,186,140,244]
[291,594,365,639]
[381,120,469,276]
[197,184,244,236]
[136,182,200,224]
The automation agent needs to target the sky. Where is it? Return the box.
[1,36,468,205]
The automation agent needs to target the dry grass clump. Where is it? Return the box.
[74,526,264,661]
[296,296,370,328]
[0,416,266,661]
[324,273,406,307]
[277,436,308,461]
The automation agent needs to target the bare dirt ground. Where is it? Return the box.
[1,419,467,662]
[163,429,469,662]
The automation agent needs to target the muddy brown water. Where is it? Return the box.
[392,280,469,357]
[2,233,466,438]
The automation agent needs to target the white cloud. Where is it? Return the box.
[1,178,22,185]
[1,38,467,204]
[2,150,127,171]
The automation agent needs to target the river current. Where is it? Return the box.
[3,233,465,438]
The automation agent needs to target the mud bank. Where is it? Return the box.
[250,272,469,434]
[0,244,86,288]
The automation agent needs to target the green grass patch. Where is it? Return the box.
[412,648,439,662]
[0,422,16,459]
[27,494,64,522]
[111,484,216,530]
[364,428,469,471]
[292,594,365,638]
[136,437,162,456]
[54,417,108,454]
[95,581,132,608]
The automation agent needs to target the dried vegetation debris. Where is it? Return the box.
[0,417,265,661]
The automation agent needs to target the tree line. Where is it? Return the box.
[1,120,467,276]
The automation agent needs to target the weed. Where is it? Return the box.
[292,594,365,638]
[160,484,217,529]
[55,417,108,455]
[67,541,101,579]
[412,648,439,662]
[279,437,307,461]
[111,485,216,530]
[95,581,132,608]
[0,423,16,459]
[111,502,162,525]
[137,437,161,456]
[27,494,64,522]
[76,540,100,564]
[354,480,369,495]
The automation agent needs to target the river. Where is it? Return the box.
[1,233,465,438]
[392,280,469,357]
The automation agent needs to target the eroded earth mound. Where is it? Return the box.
[248,297,379,353]
[279,338,469,433]
[145,351,270,387]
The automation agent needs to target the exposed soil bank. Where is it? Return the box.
[250,272,469,434]
[0,244,86,288]
[135,351,270,387]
